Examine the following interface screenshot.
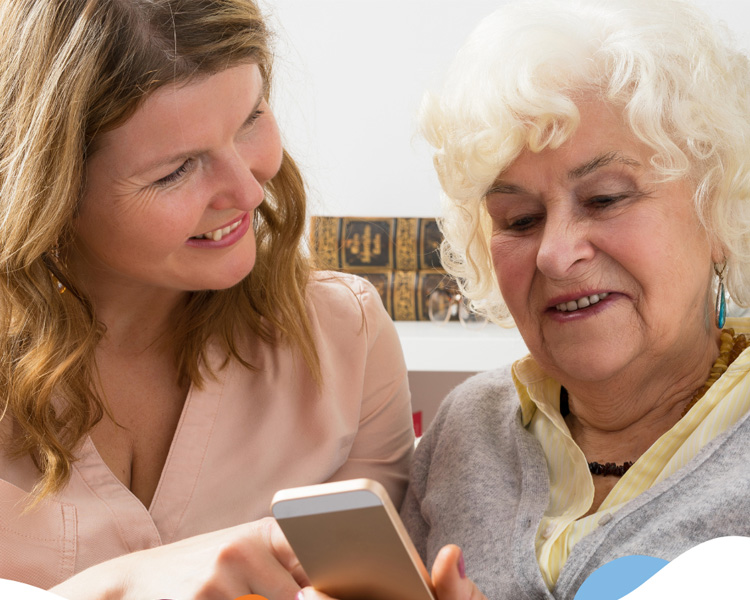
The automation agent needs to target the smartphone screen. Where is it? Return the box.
[272,479,435,600]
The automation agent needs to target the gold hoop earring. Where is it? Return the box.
[44,244,67,294]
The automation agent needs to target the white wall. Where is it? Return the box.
[261,0,750,218]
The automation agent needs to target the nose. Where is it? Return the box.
[535,207,595,279]
[208,150,266,212]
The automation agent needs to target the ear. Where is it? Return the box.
[709,235,726,267]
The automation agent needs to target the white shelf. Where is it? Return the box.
[394,321,528,372]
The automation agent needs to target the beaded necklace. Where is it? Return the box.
[559,328,750,477]
[679,328,749,416]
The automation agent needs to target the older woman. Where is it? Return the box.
[0,1,414,598]
[299,1,750,598]
[374,0,750,597]
[377,0,750,599]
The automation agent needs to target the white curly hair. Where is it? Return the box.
[420,0,750,325]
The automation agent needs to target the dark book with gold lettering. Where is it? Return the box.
[351,270,457,321]
[310,216,444,272]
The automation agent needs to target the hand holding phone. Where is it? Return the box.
[271,478,436,600]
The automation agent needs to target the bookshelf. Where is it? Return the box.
[393,321,528,373]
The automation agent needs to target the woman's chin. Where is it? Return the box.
[540,343,640,386]
[190,264,256,292]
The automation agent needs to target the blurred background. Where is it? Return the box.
[260,0,750,218]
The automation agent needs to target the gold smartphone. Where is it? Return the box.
[271,478,436,600]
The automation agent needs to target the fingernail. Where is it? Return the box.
[296,592,305,600]
[458,550,466,579]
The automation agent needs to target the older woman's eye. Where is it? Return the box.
[506,214,541,231]
[588,193,628,208]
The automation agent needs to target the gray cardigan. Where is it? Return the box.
[400,368,750,600]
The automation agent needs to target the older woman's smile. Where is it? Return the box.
[553,292,610,313]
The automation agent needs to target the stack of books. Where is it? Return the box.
[309,216,457,320]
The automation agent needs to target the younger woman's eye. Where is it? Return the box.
[154,159,193,187]
[242,109,264,129]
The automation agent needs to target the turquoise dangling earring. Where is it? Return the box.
[715,262,727,329]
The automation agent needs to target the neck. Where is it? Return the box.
[84,282,188,356]
[563,331,720,430]
[66,244,192,353]
[561,328,722,462]
[564,392,689,467]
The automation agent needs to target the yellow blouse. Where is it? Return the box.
[512,318,750,589]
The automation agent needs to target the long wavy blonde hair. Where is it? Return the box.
[0,0,317,501]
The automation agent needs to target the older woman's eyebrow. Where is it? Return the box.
[485,151,641,196]
[569,151,640,180]
[485,182,527,195]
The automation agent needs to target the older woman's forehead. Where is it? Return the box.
[493,100,645,177]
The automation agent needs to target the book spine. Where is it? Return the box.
[352,270,456,321]
[309,216,342,270]
[310,216,444,272]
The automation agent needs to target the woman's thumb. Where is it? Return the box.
[431,545,486,600]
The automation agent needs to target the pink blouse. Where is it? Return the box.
[0,272,415,589]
